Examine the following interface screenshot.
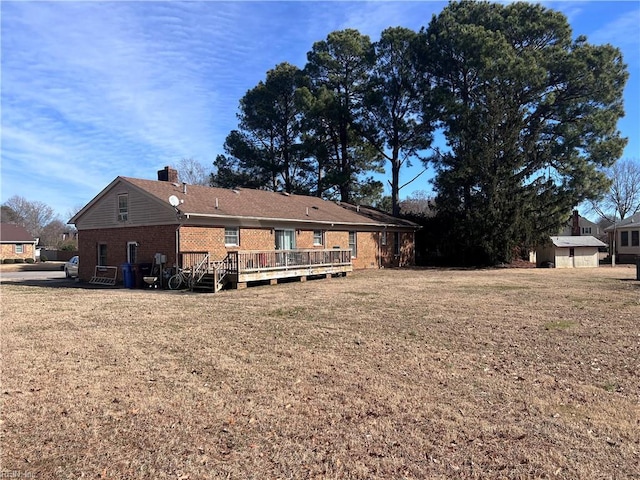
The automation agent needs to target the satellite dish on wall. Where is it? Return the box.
[168,195,180,207]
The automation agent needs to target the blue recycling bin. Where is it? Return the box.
[121,263,134,289]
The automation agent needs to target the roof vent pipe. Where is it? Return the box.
[356,205,360,212]
[215,198,219,209]
[306,207,309,216]
[182,182,187,194]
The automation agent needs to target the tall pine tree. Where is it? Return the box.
[423,1,628,264]
[304,29,384,202]
[211,63,314,194]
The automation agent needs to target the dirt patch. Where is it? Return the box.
[1,267,638,479]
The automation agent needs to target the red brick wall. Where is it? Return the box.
[353,232,379,269]
[78,225,178,281]
[240,228,273,251]
[377,231,415,268]
[78,224,416,281]
[296,230,314,249]
[179,226,225,259]
[325,231,348,250]
[179,226,274,261]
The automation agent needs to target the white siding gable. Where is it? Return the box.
[73,179,177,230]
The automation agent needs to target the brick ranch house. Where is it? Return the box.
[69,167,419,288]
[0,223,37,261]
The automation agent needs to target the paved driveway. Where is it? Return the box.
[1,270,67,283]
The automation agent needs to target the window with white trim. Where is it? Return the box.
[275,229,296,250]
[313,230,324,246]
[381,231,387,246]
[349,231,357,258]
[15,244,23,254]
[225,227,239,246]
[118,194,128,221]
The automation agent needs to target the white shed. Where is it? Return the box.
[536,236,606,268]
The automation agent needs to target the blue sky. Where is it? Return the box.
[1,1,639,221]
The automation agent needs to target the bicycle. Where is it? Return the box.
[167,267,194,290]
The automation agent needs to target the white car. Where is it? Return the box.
[64,256,79,278]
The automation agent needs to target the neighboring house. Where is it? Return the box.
[536,236,607,268]
[69,167,419,288]
[559,210,602,238]
[529,210,604,264]
[0,223,37,261]
[604,212,640,264]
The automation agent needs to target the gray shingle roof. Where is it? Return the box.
[603,212,640,231]
[122,177,417,229]
[550,236,607,248]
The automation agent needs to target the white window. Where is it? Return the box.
[275,229,296,250]
[118,194,128,221]
[225,227,239,246]
[381,231,387,246]
[349,231,357,258]
[15,244,23,254]
[582,227,591,235]
[313,230,324,246]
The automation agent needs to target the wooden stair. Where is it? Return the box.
[192,272,227,293]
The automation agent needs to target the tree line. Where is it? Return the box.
[1,196,78,250]
[206,1,629,265]
[4,1,631,266]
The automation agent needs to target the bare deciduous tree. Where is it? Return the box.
[174,158,210,186]
[2,195,58,239]
[591,158,640,221]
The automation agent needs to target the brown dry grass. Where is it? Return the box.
[1,267,639,479]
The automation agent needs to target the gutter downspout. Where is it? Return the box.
[174,209,184,272]
[175,225,181,272]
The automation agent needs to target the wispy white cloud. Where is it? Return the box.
[588,7,640,54]
[338,1,444,37]
[1,1,245,213]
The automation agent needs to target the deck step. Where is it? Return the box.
[193,273,222,292]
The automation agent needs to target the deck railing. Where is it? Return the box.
[180,251,208,271]
[226,249,352,273]
[178,249,352,290]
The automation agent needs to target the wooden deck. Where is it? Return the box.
[179,249,353,291]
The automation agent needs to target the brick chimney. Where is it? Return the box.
[571,210,580,236]
[157,166,178,183]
